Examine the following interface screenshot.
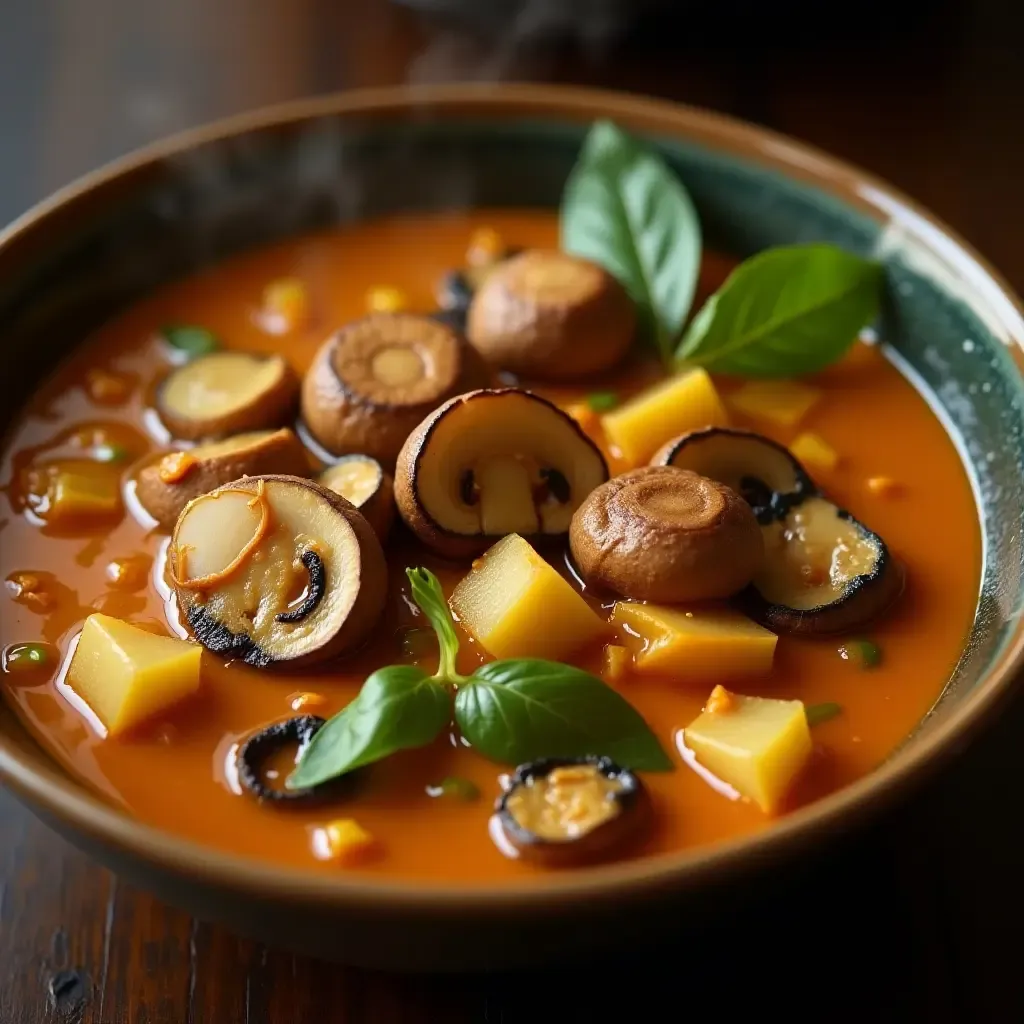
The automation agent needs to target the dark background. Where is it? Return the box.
[2,0,1024,1020]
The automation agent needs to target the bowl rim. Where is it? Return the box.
[2,81,1024,914]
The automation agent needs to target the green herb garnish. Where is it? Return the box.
[586,390,619,412]
[427,776,480,801]
[288,568,671,790]
[2,642,53,674]
[805,701,843,726]
[93,443,129,464]
[161,324,219,358]
[676,244,884,376]
[839,639,882,669]
[560,122,885,377]
[561,120,701,365]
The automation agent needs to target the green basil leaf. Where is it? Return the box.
[586,390,619,412]
[561,119,701,362]
[406,567,460,680]
[454,659,673,772]
[676,243,884,376]
[287,665,450,789]
[161,324,219,357]
[805,701,843,726]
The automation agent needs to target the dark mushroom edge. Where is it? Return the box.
[740,496,905,635]
[653,426,816,524]
[237,715,349,806]
[435,245,521,328]
[495,756,650,867]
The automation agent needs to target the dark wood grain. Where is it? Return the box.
[3,0,1024,1020]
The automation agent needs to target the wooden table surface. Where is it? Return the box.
[3,1,1024,1020]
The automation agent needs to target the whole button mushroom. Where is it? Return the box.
[466,249,635,380]
[569,465,764,603]
[300,313,487,468]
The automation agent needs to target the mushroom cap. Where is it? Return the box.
[652,426,815,524]
[395,388,609,560]
[466,249,635,380]
[741,496,904,635]
[318,455,396,544]
[169,474,387,667]
[157,352,299,441]
[300,313,488,467]
[569,465,765,603]
[135,428,311,530]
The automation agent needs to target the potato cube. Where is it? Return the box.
[601,368,728,466]
[451,534,607,661]
[66,614,202,737]
[684,686,812,812]
[602,643,631,683]
[50,469,121,523]
[317,819,377,864]
[789,432,840,472]
[728,380,821,427]
[611,602,776,683]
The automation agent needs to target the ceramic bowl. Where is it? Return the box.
[1,84,1023,972]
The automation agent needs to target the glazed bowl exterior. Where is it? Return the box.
[1,84,1023,972]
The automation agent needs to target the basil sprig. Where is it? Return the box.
[560,121,885,378]
[288,568,671,790]
[561,119,701,364]
[161,324,219,358]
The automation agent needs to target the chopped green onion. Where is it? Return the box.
[162,324,219,357]
[93,444,129,464]
[586,390,619,412]
[839,639,882,669]
[805,701,843,726]
[426,776,480,801]
[2,642,53,674]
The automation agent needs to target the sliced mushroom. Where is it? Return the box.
[395,388,608,559]
[496,756,649,867]
[300,313,487,467]
[570,466,764,602]
[318,455,395,543]
[466,250,635,380]
[436,244,520,329]
[653,427,815,524]
[135,428,310,529]
[741,497,904,635]
[169,475,387,667]
[157,352,299,440]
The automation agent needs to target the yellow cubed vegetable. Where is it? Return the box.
[684,685,812,813]
[50,470,121,522]
[601,368,728,466]
[263,277,309,331]
[66,613,202,737]
[602,643,631,683]
[319,819,377,864]
[866,475,900,497]
[451,534,607,661]
[611,602,776,683]
[366,286,407,313]
[789,432,839,472]
[728,380,821,427]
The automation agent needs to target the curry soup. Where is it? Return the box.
[0,209,980,883]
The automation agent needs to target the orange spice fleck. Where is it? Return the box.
[6,572,55,612]
[466,226,505,267]
[705,684,736,715]
[263,277,309,331]
[867,476,901,498]
[290,691,328,712]
[158,451,197,484]
[106,554,153,592]
[85,369,133,405]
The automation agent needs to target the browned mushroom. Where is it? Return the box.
[157,352,299,440]
[169,475,386,667]
[466,250,635,380]
[318,455,395,543]
[741,496,904,635]
[135,428,310,529]
[300,313,487,467]
[569,465,764,602]
[395,388,608,560]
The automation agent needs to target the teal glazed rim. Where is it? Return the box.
[1,84,1023,917]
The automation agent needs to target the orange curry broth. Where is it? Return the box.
[0,210,980,884]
